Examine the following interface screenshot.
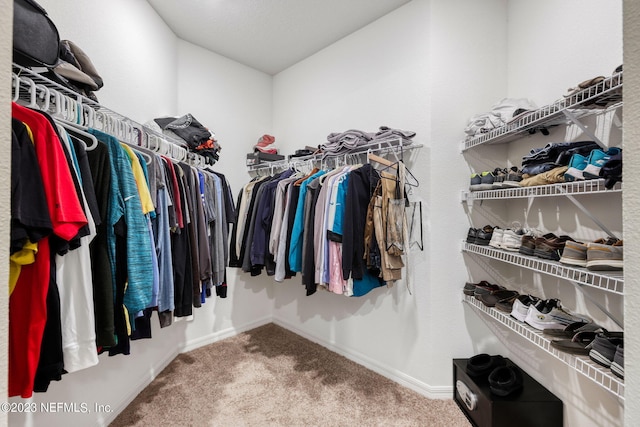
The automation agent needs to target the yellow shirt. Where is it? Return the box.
[120,144,155,215]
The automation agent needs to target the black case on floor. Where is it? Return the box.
[453,358,563,427]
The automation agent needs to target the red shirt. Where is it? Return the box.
[9,103,88,398]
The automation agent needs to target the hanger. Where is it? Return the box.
[12,74,20,102]
[368,151,419,188]
[56,119,99,151]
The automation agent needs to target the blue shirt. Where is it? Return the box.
[89,129,154,315]
[288,170,326,272]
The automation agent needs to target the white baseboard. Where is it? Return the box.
[272,317,453,400]
[181,315,272,353]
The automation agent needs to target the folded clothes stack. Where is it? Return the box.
[320,126,415,155]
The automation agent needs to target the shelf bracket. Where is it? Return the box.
[570,281,623,329]
[562,109,605,149]
[558,190,619,240]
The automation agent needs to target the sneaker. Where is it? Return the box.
[601,152,622,189]
[525,299,591,331]
[559,240,588,267]
[534,235,575,261]
[511,294,541,322]
[610,345,624,379]
[488,227,504,248]
[469,173,482,191]
[583,147,622,180]
[586,240,623,271]
[466,227,478,244]
[491,168,507,189]
[500,229,524,251]
[502,166,524,188]
[474,225,495,246]
[564,153,588,182]
[476,171,495,191]
[589,335,624,368]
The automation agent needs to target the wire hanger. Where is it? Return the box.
[367,152,419,188]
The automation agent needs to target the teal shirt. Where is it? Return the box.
[89,129,154,315]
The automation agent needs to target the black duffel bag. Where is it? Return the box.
[13,0,60,67]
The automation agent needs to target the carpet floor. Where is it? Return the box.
[111,323,470,426]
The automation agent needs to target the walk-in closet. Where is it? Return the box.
[2,1,639,426]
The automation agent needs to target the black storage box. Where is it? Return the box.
[246,152,285,166]
[453,358,562,427]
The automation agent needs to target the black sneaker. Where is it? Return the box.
[502,166,523,187]
[466,227,478,244]
[474,225,495,245]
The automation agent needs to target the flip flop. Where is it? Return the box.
[543,321,600,338]
[550,331,598,355]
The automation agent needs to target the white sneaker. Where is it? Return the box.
[524,299,591,331]
[489,228,504,249]
[510,294,540,322]
[500,229,523,251]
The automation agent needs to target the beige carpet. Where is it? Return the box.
[111,323,470,426]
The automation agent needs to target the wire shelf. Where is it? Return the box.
[462,72,623,151]
[463,295,625,401]
[463,179,622,202]
[247,138,423,172]
[12,64,211,166]
[462,242,624,295]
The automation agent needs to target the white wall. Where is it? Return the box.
[37,0,179,122]
[175,39,275,349]
[271,0,509,397]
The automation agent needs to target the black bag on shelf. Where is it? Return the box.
[13,0,60,68]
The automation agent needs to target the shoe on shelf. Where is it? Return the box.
[589,335,624,368]
[479,289,519,308]
[473,281,505,300]
[543,320,599,338]
[559,240,588,267]
[583,147,622,180]
[488,227,504,248]
[500,228,529,252]
[586,239,623,271]
[474,225,495,245]
[524,299,591,331]
[534,235,575,261]
[510,294,541,322]
[475,171,495,191]
[550,330,599,355]
[463,280,496,297]
[502,166,524,188]
[519,232,555,256]
[495,293,520,313]
[491,168,508,189]
[610,345,624,379]
[466,353,506,378]
[564,153,589,182]
[488,366,523,397]
[466,227,478,244]
[469,173,482,191]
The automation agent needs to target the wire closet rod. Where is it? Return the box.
[11,63,210,168]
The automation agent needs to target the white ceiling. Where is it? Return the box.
[147,0,411,75]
